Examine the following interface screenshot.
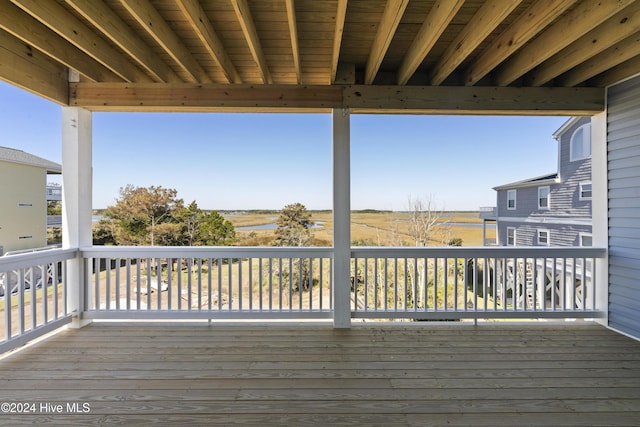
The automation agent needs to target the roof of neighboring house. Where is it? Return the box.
[493,173,559,191]
[0,147,61,174]
[552,117,584,140]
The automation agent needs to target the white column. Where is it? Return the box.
[332,108,351,328]
[591,110,608,325]
[62,106,92,327]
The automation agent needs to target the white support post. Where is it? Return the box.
[591,110,608,325]
[332,108,351,328]
[62,105,93,328]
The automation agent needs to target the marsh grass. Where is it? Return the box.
[230,211,495,246]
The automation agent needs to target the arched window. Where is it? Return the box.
[570,123,591,161]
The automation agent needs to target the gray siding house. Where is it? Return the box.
[494,117,592,247]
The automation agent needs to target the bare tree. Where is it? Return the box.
[405,195,448,309]
[407,194,443,247]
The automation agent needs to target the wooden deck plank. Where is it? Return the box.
[0,322,639,426]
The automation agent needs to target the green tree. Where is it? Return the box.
[273,202,313,246]
[105,185,184,245]
[174,201,236,246]
[175,201,202,246]
[273,203,313,291]
[198,210,236,246]
[93,219,117,245]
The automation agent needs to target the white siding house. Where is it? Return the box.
[0,147,61,254]
[492,117,592,247]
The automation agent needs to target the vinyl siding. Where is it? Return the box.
[0,161,47,253]
[558,117,592,218]
[607,75,640,339]
[497,221,591,247]
[495,117,592,247]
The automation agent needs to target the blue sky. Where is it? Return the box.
[0,81,567,211]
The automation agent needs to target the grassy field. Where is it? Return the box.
[225,211,495,247]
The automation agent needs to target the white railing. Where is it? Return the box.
[0,248,76,353]
[351,247,606,320]
[0,245,608,353]
[81,247,334,319]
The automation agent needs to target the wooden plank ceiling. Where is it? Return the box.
[1,0,639,114]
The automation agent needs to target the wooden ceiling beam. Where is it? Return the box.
[285,0,301,84]
[591,55,640,88]
[64,0,179,83]
[0,1,119,83]
[176,0,241,84]
[69,83,341,111]
[397,0,463,86]
[120,0,211,84]
[10,0,151,83]
[430,0,521,86]
[559,33,640,87]
[364,0,409,85]
[494,0,635,86]
[528,2,640,86]
[231,0,272,84]
[330,0,348,84]
[69,82,604,115]
[0,28,68,104]
[464,0,576,86]
[345,85,603,115]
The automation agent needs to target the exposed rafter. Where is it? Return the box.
[285,0,301,84]
[10,0,151,82]
[176,0,241,84]
[69,83,604,116]
[121,0,211,84]
[494,0,635,86]
[0,1,118,83]
[560,33,640,87]
[231,0,272,84]
[330,0,348,84]
[397,0,463,85]
[0,28,67,104]
[364,0,409,85]
[592,54,640,88]
[528,2,640,87]
[464,0,576,86]
[64,0,179,83]
[430,0,521,86]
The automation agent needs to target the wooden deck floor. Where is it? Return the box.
[1,321,640,426]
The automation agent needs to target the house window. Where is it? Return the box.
[570,123,591,161]
[538,186,550,210]
[507,190,516,210]
[538,230,550,246]
[580,233,593,247]
[507,227,516,246]
[579,182,592,200]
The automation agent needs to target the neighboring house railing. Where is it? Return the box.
[47,215,62,227]
[479,206,497,219]
[46,185,62,201]
[0,248,76,353]
[1,246,607,353]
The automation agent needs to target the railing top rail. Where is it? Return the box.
[82,246,334,259]
[351,246,607,259]
[0,248,78,272]
[80,245,607,260]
